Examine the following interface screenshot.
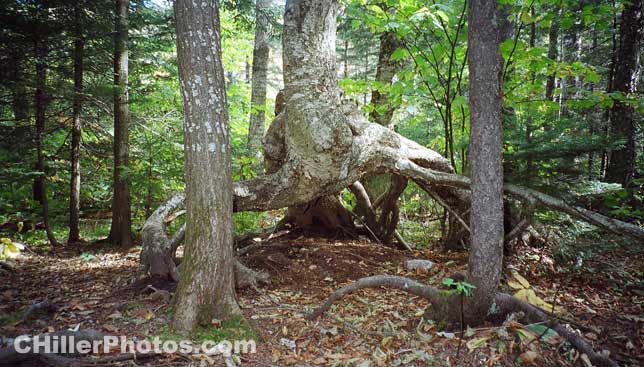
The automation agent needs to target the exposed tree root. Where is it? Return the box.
[139,192,269,288]
[306,275,617,367]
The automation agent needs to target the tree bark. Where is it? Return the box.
[545,7,560,103]
[68,2,84,244]
[247,0,271,171]
[358,30,414,246]
[605,0,643,187]
[34,37,59,247]
[525,11,536,178]
[10,48,29,123]
[465,0,504,324]
[108,0,133,247]
[369,31,400,129]
[172,0,240,336]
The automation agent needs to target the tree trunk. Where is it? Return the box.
[108,0,133,247]
[11,49,29,123]
[465,0,504,325]
[545,7,560,104]
[171,0,240,336]
[601,5,619,180]
[525,13,536,178]
[369,31,400,129]
[358,30,415,247]
[605,0,643,187]
[34,38,59,247]
[68,2,84,245]
[247,0,271,171]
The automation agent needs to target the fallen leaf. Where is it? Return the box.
[519,350,539,365]
[466,337,489,351]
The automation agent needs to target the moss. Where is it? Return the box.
[423,290,461,330]
[155,314,259,343]
[193,315,258,342]
[0,309,25,326]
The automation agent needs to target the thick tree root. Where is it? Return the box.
[139,192,269,288]
[306,275,617,367]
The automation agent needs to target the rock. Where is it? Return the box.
[405,259,435,272]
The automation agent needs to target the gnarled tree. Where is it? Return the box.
[140,0,644,291]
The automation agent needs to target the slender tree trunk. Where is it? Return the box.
[245,56,250,83]
[525,13,536,178]
[68,2,84,244]
[545,8,560,103]
[247,0,271,170]
[343,39,348,78]
[363,46,369,105]
[601,3,619,179]
[34,38,59,247]
[11,49,29,123]
[108,0,133,246]
[605,0,643,186]
[172,0,239,335]
[465,0,504,324]
[369,31,400,129]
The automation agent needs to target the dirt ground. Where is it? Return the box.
[0,231,642,366]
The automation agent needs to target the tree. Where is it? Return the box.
[545,7,560,103]
[246,0,271,171]
[605,0,643,186]
[108,0,133,247]
[33,9,59,247]
[464,0,505,324]
[68,1,84,244]
[141,0,644,283]
[171,0,239,335]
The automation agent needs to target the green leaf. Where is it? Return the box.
[390,48,407,61]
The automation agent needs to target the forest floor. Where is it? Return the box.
[0,230,642,367]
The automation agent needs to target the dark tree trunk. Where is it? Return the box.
[34,38,59,247]
[343,39,349,78]
[545,8,560,103]
[601,5,619,179]
[108,0,133,247]
[11,49,29,123]
[247,0,271,170]
[605,0,643,187]
[172,0,240,335]
[465,0,504,324]
[68,2,84,244]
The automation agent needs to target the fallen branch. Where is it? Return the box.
[306,275,617,367]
